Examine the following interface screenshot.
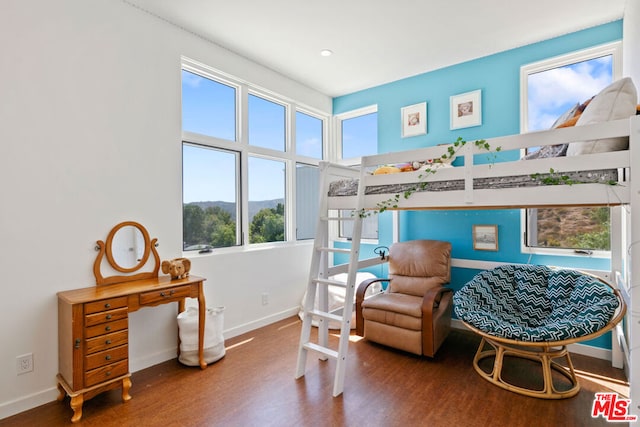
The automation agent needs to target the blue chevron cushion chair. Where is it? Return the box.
[454,264,625,399]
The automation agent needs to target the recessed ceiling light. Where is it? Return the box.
[320,49,333,57]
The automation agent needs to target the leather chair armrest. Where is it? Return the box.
[423,286,452,310]
[355,278,388,336]
[422,286,453,357]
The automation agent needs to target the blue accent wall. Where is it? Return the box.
[333,21,622,350]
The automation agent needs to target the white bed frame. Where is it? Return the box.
[320,115,640,404]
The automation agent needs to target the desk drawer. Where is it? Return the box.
[85,330,128,355]
[85,296,128,315]
[84,359,128,388]
[139,286,192,305]
[85,307,128,327]
[84,344,128,371]
[85,318,128,339]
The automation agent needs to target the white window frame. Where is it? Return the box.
[332,105,379,244]
[333,104,378,164]
[519,41,622,258]
[181,57,329,253]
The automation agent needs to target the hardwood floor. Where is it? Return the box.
[1,317,629,427]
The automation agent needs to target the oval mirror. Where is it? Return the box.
[105,221,151,273]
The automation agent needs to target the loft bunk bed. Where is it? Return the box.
[326,118,632,211]
[297,113,639,401]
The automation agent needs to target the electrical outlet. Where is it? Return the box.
[261,293,269,306]
[16,353,33,375]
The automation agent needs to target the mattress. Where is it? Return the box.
[327,169,619,197]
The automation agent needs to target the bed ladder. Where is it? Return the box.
[295,161,368,397]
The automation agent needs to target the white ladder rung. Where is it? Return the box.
[317,247,351,254]
[356,256,388,269]
[308,309,343,324]
[313,278,348,288]
[328,256,387,276]
[303,342,339,360]
[321,216,356,222]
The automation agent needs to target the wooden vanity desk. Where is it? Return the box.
[56,222,207,423]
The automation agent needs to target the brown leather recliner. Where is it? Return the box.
[355,240,453,357]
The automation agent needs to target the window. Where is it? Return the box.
[248,94,285,151]
[341,110,378,160]
[181,70,236,141]
[248,156,285,243]
[520,42,621,254]
[181,59,327,251]
[182,144,240,250]
[335,106,379,240]
[296,111,323,159]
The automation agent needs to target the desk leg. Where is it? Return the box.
[69,395,84,423]
[198,281,207,369]
[177,298,185,358]
[122,377,132,402]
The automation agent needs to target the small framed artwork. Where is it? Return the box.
[473,225,498,251]
[450,90,482,130]
[401,102,427,138]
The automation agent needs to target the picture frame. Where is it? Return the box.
[450,90,482,130]
[401,102,427,138]
[473,224,498,251]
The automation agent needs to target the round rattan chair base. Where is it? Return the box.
[473,336,580,399]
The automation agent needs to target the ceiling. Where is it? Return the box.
[125,0,627,97]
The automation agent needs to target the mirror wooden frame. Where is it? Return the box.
[94,221,160,285]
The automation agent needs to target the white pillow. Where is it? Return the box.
[566,77,637,156]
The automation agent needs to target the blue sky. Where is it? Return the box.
[182,70,323,203]
[527,55,612,131]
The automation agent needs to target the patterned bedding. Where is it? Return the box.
[327,169,619,197]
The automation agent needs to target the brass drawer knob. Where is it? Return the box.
[105,303,111,309]
[106,314,112,320]
[105,339,112,345]
[105,326,111,332]
[105,355,111,361]
[106,371,111,377]
[160,290,176,298]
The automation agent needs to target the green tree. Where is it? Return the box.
[250,203,284,243]
[204,206,237,248]
[183,204,205,247]
[184,204,237,249]
[568,222,611,250]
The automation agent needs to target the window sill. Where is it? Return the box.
[521,246,610,259]
[183,240,313,258]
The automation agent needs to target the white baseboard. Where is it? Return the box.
[130,348,179,373]
[451,319,612,361]
[223,307,300,339]
[130,307,301,370]
[0,386,59,421]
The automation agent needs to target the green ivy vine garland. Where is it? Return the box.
[358,137,500,218]
[530,168,619,186]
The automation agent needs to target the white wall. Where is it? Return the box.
[623,0,640,84]
[0,0,329,418]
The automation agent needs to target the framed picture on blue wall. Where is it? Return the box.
[450,90,482,130]
[401,102,427,138]
[473,224,498,251]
